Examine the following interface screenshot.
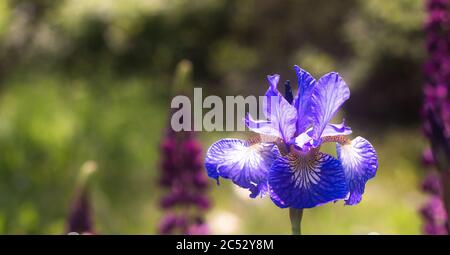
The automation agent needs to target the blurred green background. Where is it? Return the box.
[0,0,428,234]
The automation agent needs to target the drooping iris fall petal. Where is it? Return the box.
[205,138,277,197]
[336,136,378,205]
[268,152,349,208]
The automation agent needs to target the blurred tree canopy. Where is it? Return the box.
[0,0,425,234]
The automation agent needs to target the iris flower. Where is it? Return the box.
[205,66,378,212]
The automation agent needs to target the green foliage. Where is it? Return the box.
[0,71,169,233]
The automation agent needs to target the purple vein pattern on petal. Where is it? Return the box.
[293,65,316,135]
[310,72,350,142]
[336,136,378,205]
[269,152,349,208]
[270,95,298,142]
[205,139,277,197]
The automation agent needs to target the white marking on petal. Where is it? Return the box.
[338,137,377,180]
[339,143,362,177]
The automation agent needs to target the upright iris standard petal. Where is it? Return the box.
[310,72,350,143]
[336,136,378,205]
[263,74,282,123]
[267,75,281,94]
[268,95,298,142]
[247,86,298,143]
[293,65,316,134]
[205,139,277,197]
[269,152,349,208]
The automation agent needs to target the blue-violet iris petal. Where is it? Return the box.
[336,136,378,205]
[205,139,277,197]
[293,65,316,135]
[268,152,349,208]
[310,72,350,144]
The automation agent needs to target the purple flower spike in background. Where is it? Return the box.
[420,0,450,235]
[158,60,210,235]
[67,161,97,235]
[205,65,379,234]
[158,125,211,235]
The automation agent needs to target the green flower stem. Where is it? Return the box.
[289,208,303,235]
